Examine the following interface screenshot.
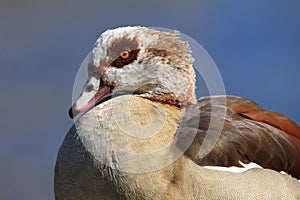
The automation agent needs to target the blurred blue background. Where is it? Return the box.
[1,0,299,199]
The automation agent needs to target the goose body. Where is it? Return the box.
[55,26,300,199]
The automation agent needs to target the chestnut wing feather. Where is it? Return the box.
[177,96,300,178]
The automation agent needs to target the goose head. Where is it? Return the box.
[70,26,196,118]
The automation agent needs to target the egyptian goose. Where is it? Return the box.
[55,26,300,200]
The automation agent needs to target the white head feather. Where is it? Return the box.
[91,26,196,105]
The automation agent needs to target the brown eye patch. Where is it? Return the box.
[110,49,140,68]
[107,37,140,68]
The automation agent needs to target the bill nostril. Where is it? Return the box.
[85,85,93,92]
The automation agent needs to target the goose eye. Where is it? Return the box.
[120,51,130,59]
